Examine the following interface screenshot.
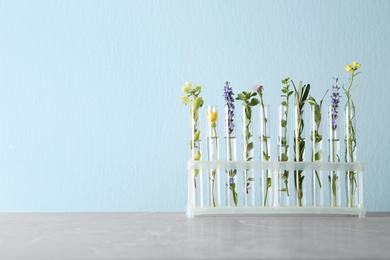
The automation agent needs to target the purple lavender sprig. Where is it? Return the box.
[330,78,341,131]
[223,81,235,135]
[223,81,237,206]
[330,77,341,207]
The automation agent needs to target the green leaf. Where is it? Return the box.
[302,84,311,102]
[245,118,251,128]
[281,101,287,106]
[179,96,191,105]
[194,84,203,93]
[248,142,254,152]
[281,153,288,161]
[236,93,245,101]
[332,175,337,197]
[192,97,202,110]
[267,177,272,187]
[245,107,252,120]
[306,98,316,106]
[181,86,192,94]
[194,169,199,178]
[193,129,200,141]
[281,77,290,84]
[245,128,251,139]
[315,109,321,122]
[296,81,303,99]
[250,98,260,106]
[233,191,238,206]
[281,119,287,127]
[315,150,322,161]
[263,152,270,161]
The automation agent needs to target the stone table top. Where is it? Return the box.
[0,212,389,259]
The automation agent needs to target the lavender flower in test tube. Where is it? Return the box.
[224,81,238,206]
[330,78,341,130]
[223,81,235,134]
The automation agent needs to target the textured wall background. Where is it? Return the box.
[0,0,389,212]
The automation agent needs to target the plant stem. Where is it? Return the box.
[227,134,237,206]
[344,70,358,207]
[281,103,290,196]
[211,126,218,207]
[260,102,271,206]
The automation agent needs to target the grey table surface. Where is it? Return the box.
[0,212,389,259]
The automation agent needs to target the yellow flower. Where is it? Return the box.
[346,61,361,72]
[353,61,361,70]
[207,109,218,124]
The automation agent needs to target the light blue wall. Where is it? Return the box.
[0,0,389,212]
